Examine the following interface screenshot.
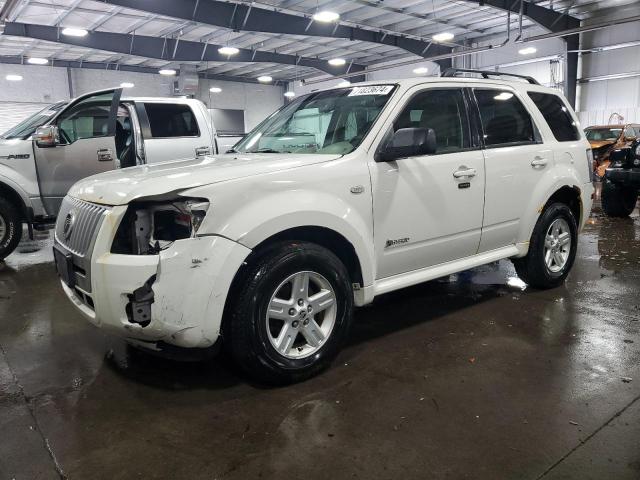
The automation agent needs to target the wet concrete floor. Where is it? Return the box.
[1,201,639,479]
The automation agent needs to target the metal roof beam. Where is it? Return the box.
[98,0,453,58]
[0,54,266,84]
[3,22,364,77]
[461,0,580,32]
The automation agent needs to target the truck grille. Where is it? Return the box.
[55,196,109,257]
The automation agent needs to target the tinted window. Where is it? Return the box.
[56,93,113,144]
[474,89,535,147]
[528,92,579,142]
[393,88,469,154]
[145,103,199,138]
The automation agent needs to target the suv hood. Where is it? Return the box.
[588,140,616,149]
[69,153,341,206]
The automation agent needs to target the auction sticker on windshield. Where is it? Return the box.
[348,85,394,96]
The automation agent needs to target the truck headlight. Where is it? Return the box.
[112,198,210,255]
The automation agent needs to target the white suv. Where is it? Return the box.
[54,71,593,383]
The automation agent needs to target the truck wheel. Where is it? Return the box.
[225,241,353,384]
[0,198,22,260]
[601,179,638,217]
[512,203,577,289]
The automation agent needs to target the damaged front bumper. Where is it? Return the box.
[57,204,251,350]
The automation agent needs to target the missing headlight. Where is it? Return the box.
[111,198,209,255]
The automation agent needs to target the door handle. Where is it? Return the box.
[531,156,548,167]
[97,148,113,162]
[195,146,211,157]
[453,166,477,178]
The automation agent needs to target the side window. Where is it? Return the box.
[56,93,113,144]
[392,88,470,154]
[527,91,580,142]
[474,89,536,147]
[144,103,200,138]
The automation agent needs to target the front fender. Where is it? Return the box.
[185,165,375,287]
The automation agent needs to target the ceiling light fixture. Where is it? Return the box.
[284,91,295,97]
[218,46,239,56]
[432,32,454,42]
[312,10,340,22]
[337,80,351,88]
[27,57,48,65]
[120,82,134,88]
[413,66,429,74]
[61,27,88,37]
[328,58,346,66]
[159,68,176,76]
[6,74,22,81]
[209,86,222,93]
[257,75,273,83]
[518,46,537,55]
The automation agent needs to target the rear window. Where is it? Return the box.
[527,92,580,142]
[144,103,199,138]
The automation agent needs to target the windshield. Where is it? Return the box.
[233,85,396,155]
[0,102,67,140]
[585,127,622,141]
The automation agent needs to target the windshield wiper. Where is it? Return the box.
[252,148,291,153]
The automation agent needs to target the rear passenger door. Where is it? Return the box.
[472,87,552,253]
[139,102,209,164]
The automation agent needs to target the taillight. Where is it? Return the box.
[586,148,594,182]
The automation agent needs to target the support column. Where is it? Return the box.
[564,35,579,108]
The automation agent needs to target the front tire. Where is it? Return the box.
[0,198,22,260]
[601,179,638,217]
[512,203,578,289]
[225,241,353,384]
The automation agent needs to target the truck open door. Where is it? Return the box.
[33,88,122,215]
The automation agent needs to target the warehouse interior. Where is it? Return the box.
[0,0,639,478]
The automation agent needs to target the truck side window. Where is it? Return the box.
[56,93,113,145]
[144,103,200,138]
[474,89,536,147]
[527,91,580,142]
[393,88,470,154]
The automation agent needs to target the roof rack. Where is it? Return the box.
[441,68,540,85]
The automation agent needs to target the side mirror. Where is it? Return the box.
[377,127,436,162]
[33,125,59,148]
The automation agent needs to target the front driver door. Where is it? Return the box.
[34,88,122,215]
[370,86,486,279]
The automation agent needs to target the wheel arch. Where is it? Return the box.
[517,181,583,252]
[0,179,29,220]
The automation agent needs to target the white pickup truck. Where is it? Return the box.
[0,88,242,258]
[55,72,593,384]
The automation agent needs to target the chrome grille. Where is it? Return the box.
[55,196,109,257]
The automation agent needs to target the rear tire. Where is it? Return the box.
[224,241,353,384]
[512,203,578,289]
[0,198,22,260]
[601,179,637,217]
